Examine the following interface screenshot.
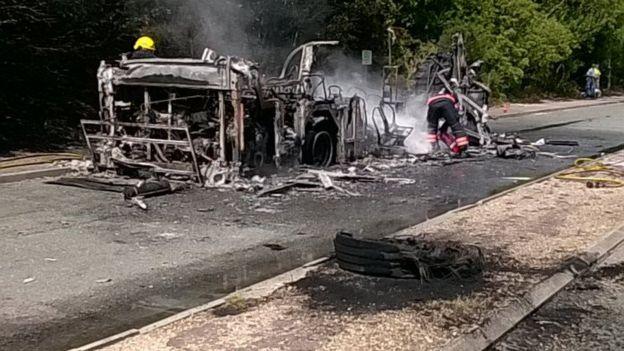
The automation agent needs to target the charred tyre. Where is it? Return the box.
[303,120,337,167]
[333,232,485,280]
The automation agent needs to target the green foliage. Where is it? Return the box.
[326,0,399,66]
[395,0,455,42]
[325,0,447,78]
[326,0,624,97]
[539,0,624,87]
[441,0,575,97]
[4,0,624,150]
[0,0,155,150]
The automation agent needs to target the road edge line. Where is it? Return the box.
[441,224,624,351]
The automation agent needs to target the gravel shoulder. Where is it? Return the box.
[101,152,624,351]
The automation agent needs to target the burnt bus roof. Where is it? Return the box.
[107,58,248,90]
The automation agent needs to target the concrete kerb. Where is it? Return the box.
[442,225,624,351]
[69,257,331,351]
[492,98,624,119]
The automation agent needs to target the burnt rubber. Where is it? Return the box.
[334,242,404,261]
[337,261,413,278]
[336,251,402,268]
[334,232,400,253]
[334,232,484,279]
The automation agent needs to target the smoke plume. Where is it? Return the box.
[320,52,430,155]
[163,0,431,154]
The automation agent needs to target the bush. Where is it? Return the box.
[441,0,575,99]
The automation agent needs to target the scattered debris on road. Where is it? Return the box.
[254,207,280,214]
[532,138,580,147]
[122,179,180,200]
[502,177,532,181]
[263,243,288,251]
[97,150,624,351]
[46,177,131,192]
[129,197,148,211]
[47,176,187,211]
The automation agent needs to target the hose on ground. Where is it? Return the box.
[556,158,624,187]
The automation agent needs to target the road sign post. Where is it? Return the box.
[362,50,373,66]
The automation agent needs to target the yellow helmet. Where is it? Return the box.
[134,36,156,51]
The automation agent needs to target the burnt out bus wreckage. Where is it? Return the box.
[81,42,369,186]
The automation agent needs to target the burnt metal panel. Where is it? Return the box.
[112,63,229,90]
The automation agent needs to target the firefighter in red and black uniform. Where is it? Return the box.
[426,90,469,155]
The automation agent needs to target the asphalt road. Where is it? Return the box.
[493,240,624,351]
[2,103,624,351]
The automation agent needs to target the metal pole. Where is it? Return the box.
[388,31,392,66]
[184,126,203,184]
[218,92,226,162]
[167,93,175,141]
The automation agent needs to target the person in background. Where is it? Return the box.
[585,64,602,98]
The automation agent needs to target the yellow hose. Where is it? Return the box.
[556,158,624,187]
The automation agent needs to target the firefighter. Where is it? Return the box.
[426,89,469,155]
[129,36,157,59]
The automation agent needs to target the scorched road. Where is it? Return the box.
[1,103,624,351]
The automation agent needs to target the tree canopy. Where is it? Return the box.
[2,0,624,150]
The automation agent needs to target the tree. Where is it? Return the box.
[442,0,575,98]
[539,0,624,88]
[326,0,399,66]
[0,0,165,150]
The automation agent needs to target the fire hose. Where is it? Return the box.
[556,158,624,188]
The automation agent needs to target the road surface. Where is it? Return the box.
[1,103,624,350]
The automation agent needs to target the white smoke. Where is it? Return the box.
[400,95,431,155]
[320,52,382,99]
[163,0,302,70]
[166,0,255,57]
[319,52,431,155]
[165,4,432,154]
